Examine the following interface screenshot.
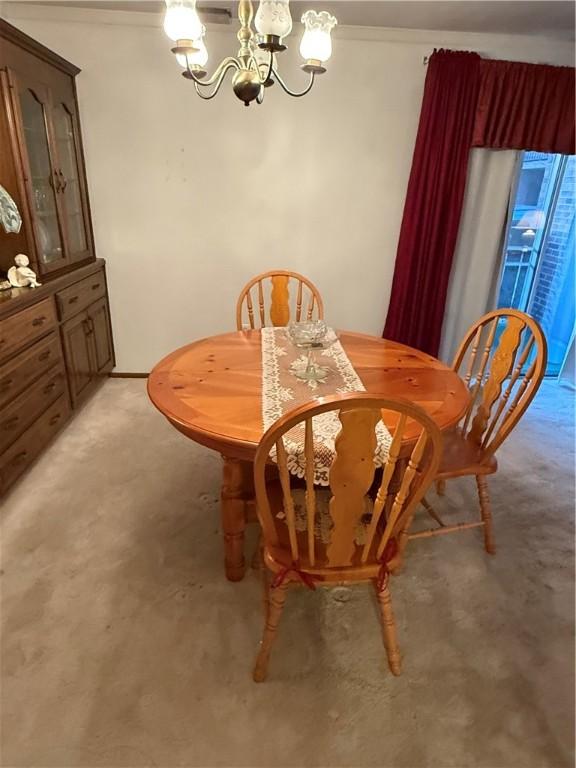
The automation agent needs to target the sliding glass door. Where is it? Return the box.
[497,152,575,376]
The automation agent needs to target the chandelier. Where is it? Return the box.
[163,0,337,106]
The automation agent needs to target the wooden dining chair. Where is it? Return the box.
[236,270,324,330]
[252,393,443,682]
[413,309,547,553]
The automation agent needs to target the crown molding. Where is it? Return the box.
[0,15,80,71]
[4,2,163,27]
[4,1,574,56]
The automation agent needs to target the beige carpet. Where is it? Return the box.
[1,379,574,768]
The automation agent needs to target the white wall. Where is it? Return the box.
[3,4,574,371]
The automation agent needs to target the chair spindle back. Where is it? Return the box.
[452,309,547,456]
[236,270,324,330]
[254,394,443,573]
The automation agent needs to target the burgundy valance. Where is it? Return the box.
[473,59,575,154]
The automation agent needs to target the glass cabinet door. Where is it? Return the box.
[51,101,90,262]
[17,85,65,270]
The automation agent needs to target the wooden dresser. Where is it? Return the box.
[0,20,115,495]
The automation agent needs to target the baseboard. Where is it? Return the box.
[109,372,149,378]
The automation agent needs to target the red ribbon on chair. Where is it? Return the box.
[272,565,318,591]
[376,538,398,593]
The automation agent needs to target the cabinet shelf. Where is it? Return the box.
[6,25,94,280]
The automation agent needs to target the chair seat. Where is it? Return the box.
[437,430,498,479]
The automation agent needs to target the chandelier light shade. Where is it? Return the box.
[300,11,337,66]
[163,0,203,42]
[255,0,293,40]
[163,0,337,106]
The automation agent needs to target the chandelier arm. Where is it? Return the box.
[261,50,274,85]
[193,63,237,99]
[271,66,316,98]
[194,80,223,100]
[187,57,241,87]
[246,49,274,86]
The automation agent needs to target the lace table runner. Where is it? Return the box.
[261,327,392,486]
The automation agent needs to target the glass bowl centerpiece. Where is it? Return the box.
[286,320,334,382]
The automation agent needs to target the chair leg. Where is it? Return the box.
[373,580,402,676]
[260,554,270,618]
[253,581,289,682]
[436,479,446,496]
[421,495,446,528]
[476,475,496,555]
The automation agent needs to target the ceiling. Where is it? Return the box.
[18,1,576,40]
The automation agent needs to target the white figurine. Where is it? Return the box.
[8,254,41,288]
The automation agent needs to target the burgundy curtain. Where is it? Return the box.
[473,59,575,154]
[383,50,481,355]
[384,51,576,356]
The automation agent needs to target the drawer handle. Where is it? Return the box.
[44,381,57,394]
[2,416,19,431]
[12,451,27,466]
[0,378,13,393]
[49,413,61,426]
[32,316,47,327]
[38,350,51,362]
[91,283,101,291]
[68,296,79,305]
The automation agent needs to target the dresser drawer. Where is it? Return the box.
[56,270,106,322]
[0,332,63,410]
[0,394,70,493]
[0,363,67,453]
[0,298,57,363]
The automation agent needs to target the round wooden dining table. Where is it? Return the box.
[148,330,469,581]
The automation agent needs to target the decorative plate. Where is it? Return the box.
[0,184,22,234]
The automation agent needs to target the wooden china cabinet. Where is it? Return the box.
[0,19,115,495]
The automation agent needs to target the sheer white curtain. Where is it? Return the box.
[439,148,520,363]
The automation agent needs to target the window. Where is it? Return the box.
[516,167,545,206]
[497,153,576,376]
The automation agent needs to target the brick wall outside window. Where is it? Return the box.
[530,156,575,334]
